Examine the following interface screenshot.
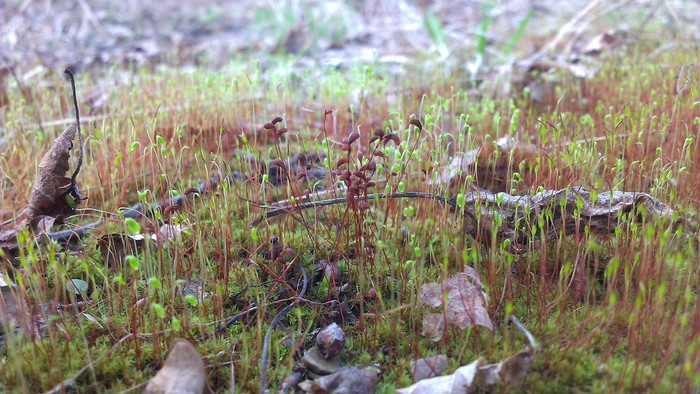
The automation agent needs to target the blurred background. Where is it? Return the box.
[1,0,698,74]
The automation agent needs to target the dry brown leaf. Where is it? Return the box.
[298,367,379,394]
[0,228,19,251]
[0,283,25,328]
[0,66,9,107]
[0,281,44,339]
[97,233,146,270]
[411,355,449,382]
[580,30,622,56]
[432,137,540,192]
[421,267,493,341]
[477,347,534,386]
[397,348,534,394]
[144,339,209,394]
[397,359,481,394]
[27,124,80,223]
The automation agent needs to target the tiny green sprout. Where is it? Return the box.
[414,246,422,257]
[114,275,126,286]
[505,302,514,316]
[152,303,166,318]
[148,277,162,290]
[185,294,197,307]
[126,255,139,272]
[501,239,511,250]
[172,318,182,331]
[683,137,695,150]
[456,194,466,208]
[262,174,269,184]
[125,218,140,235]
[138,190,149,203]
[404,260,415,269]
[129,141,140,153]
[493,211,503,227]
[251,228,259,243]
[398,182,405,192]
[156,134,165,146]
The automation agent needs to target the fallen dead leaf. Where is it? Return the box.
[579,30,623,56]
[27,124,81,223]
[398,348,534,393]
[0,283,23,328]
[421,267,493,341]
[144,339,208,394]
[298,367,379,394]
[477,347,534,386]
[411,355,449,382]
[432,136,540,192]
[97,233,147,269]
[397,359,481,394]
[0,66,9,107]
[0,228,19,251]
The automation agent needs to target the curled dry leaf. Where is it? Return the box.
[144,339,208,394]
[298,367,379,394]
[157,223,188,244]
[27,124,81,222]
[477,347,534,386]
[397,359,481,394]
[411,355,449,382]
[421,267,493,341]
[398,349,534,394]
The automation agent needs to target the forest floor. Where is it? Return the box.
[2,0,700,393]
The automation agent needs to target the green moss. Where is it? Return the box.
[2,43,700,392]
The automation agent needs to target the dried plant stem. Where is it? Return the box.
[64,69,83,184]
[249,192,463,227]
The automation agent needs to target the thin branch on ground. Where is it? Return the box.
[259,260,309,394]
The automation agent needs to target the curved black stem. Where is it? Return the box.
[259,261,309,394]
[64,69,83,184]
